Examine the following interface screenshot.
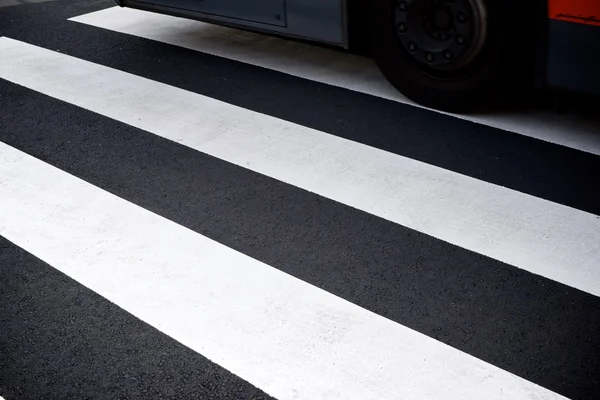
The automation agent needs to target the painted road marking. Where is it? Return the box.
[1,37,598,297]
[0,141,566,400]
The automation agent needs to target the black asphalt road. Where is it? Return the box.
[1,1,600,400]
[0,237,273,400]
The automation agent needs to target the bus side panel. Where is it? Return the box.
[546,0,600,96]
[286,0,347,46]
[120,0,347,46]
[136,0,288,27]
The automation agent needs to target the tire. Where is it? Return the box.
[370,0,535,113]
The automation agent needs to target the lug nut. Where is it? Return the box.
[398,23,407,33]
[408,42,417,52]
[399,1,407,11]
[444,50,453,60]
[456,35,465,45]
[426,53,435,63]
[457,12,467,23]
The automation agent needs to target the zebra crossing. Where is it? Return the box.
[0,142,566,400]
[1,1,599,399]
[3,36,599,296]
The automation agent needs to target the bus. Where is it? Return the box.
[112,0,600,113]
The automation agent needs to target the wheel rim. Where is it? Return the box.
[394,0,487,72]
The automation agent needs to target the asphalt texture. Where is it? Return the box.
[0,237,273,400]
[1,1,600,400]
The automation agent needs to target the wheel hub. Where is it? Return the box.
[394,0,487,70]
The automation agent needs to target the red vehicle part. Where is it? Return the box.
[549,0,600,27]
[545,0,600,95]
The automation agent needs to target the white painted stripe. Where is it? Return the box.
[69,7,600,155]
[0,142,566,400]
[1,37,599,298]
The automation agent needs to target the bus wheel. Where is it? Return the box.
[370,0,534,112]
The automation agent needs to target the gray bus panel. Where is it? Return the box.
[137,0,287,27]
[119,0,347,46]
